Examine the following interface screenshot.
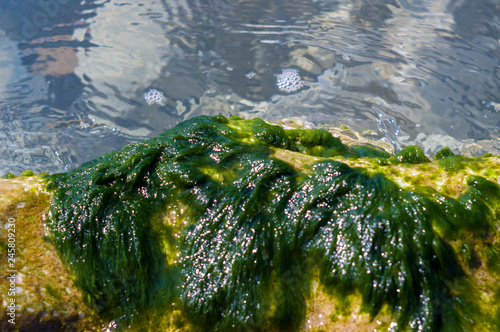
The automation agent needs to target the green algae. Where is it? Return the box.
[434,147,456,160]
[351,144,391,159]
[391,146,430,164]
[45,115,500,331]
[485,243,500,274]
[1,172,15,179]
[19,169,35,177]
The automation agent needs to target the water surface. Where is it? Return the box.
[1,0,499,174]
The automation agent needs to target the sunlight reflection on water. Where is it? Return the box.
[0,0,499,174]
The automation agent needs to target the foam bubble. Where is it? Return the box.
[275,68,304,93]
[144,88,167,106]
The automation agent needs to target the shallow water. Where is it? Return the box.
[0,0,499,174]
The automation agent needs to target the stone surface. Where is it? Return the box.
[0,176,101,331]
[1,116,499,331]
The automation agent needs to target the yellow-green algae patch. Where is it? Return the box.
[0,175,102,331]
[271,148,500,199]
[40,115,500,331]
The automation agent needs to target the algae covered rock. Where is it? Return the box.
[2,115,500,331]
[0,175,102,331]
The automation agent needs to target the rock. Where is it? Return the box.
[1,115,500,331]
[0,176,102,331]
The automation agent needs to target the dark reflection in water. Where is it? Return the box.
[0,0,105,173]
[0,0,499,174]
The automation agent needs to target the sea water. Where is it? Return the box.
[0,0,499,175]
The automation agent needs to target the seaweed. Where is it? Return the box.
[45,115,500,331]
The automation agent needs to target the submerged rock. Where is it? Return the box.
[2,115,500,331]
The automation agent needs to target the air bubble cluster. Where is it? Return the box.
[275,68,304,93]
[245,71,256,79]
[144,88,167,106]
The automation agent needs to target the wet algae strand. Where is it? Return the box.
[45,115,500,331]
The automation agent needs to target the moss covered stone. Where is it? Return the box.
[32,115,500,331]
[0,176,102,331]
[390,146,430,164]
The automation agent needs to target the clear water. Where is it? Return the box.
[0,0,499,175]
